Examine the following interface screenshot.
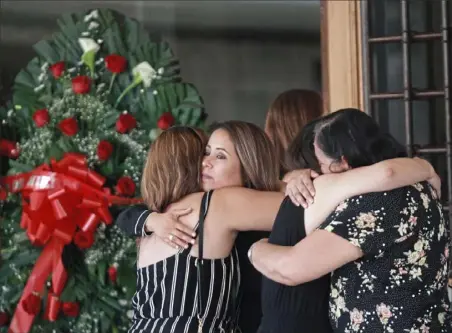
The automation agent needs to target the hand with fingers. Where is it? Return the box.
[283,169,320,208]
[427,173,442,199]
[145,208,196,250]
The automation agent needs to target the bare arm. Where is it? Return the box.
[210,187,284,232]
[251,187,411,286]
[303,157,436,234]
[249,230,361,286]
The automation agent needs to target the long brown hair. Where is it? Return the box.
[141,126,207,212]
[265,89,323,175]
[210,121,280,191]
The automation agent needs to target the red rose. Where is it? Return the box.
[22,293,41,316]
[0,187,7,201]
[105,54,127,73]
[0,311,9,326]
[74,231,94,249]
[108,266,118,283]
[115,176,136,196]
[32,108,50,127]
[116,113,137,134]
[58,118,79,136]
[62,302,80,317]
[157,112,175,130]
[0,139,19,159]
[72,75,91,94]
[97,140,113,161]
[50,62,65,78]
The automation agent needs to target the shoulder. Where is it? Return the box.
[345,185,410,206]
[279,196,304,216]
[274,196,305,229]
[169,192,204,211]
[354,182,434,205]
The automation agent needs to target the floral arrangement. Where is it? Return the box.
[0,8,205,333]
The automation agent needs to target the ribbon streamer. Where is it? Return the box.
[1,153,141,333]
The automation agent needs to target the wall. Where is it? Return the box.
[170,36,320,126]
[0,1,321,127]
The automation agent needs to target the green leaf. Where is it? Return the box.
[99,159,115,176]
[100,313,113,333]
[102,111,119,128]
[57,137,73,152]
[14,70,35,88]
[98,261,107,286]
[38,94,53,105]
[47,143,64,161]
[99,294,122,312]
[33,40,59,63]
[60,277,77,301]
[96,299,116,318]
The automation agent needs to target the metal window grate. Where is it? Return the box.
[361,0,451,227]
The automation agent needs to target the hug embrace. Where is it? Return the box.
[117,109,451,333]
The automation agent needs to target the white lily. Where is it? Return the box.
[132,62,156,88]
[78,38,100,54]
[115,62,157,108]
[78,38,100,77]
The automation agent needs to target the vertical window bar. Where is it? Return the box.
[360,0,371,115]
[440,0,452,223]
[401,0,414,157]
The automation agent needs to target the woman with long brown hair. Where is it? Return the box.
[121,121,312,332]
[265,89,323,176]
[264,89,323,206]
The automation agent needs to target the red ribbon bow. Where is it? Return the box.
[0,153,141,333]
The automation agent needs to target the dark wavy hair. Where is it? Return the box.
[314,108,407,171]
[286,117,323,173]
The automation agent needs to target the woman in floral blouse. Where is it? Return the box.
[249,108,451,332]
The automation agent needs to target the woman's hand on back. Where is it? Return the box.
[411,157,441,199]
[283,169,319,208]
[145,208,196,249]
[427,172,442,199]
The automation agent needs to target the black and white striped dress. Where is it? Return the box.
[129,191,241,333]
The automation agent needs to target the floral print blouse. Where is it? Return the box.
[320,182,451,332]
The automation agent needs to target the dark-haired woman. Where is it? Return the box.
[250,109,450,333]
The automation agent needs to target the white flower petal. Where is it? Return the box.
[84,10,99,22]
[78,37,100,54]
[88,21,100,30]
[133,61,156,88]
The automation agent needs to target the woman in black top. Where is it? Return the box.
[258,119,332,333]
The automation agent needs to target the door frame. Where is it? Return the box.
[320,0,364,113]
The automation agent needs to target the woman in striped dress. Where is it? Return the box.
[123,121,318,333]
[129,125,284,333]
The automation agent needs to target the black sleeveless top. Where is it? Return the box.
[129,191,241,333]
[258,197,332,333]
